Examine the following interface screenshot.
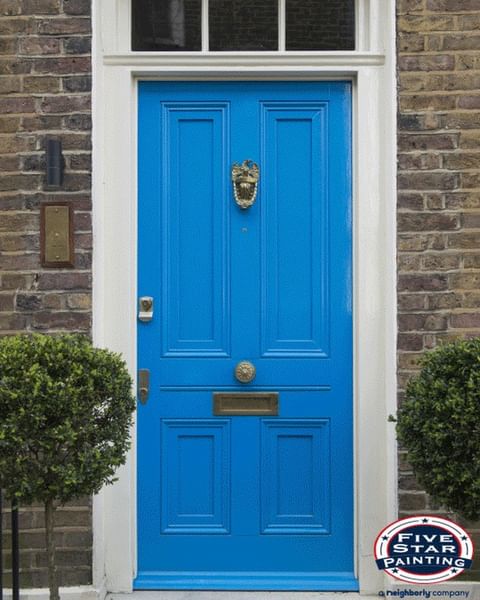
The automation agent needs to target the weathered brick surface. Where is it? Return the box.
[0,0,92,587]
[397,0,480,580]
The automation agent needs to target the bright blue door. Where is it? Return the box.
[136,81,355,590]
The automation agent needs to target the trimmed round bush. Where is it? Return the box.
[396,338,480,521]
[0,333,136,600]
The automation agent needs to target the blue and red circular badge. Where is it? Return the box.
[374,515,474,584]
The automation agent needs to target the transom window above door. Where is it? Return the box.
[131,0,355,52]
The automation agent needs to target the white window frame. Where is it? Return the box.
[91,0,397,596]
[130,0,358,53]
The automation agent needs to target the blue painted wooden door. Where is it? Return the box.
[136,81,355,591]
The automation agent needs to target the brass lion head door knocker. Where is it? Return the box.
[231,159,260,209]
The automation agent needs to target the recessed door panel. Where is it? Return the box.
[137,81,354,591]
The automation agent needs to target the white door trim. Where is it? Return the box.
[91,0,397,594]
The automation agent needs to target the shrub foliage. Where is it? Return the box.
[396,338,480,521]
[0,334,136,600]
[0,334,136,504]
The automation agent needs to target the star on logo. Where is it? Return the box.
[422,518,429,523]
[451,569,458,574]
[392,569,399,574]
[382,535,389,541]
[462,536,468,541]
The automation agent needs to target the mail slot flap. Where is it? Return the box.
[213,392,278,416]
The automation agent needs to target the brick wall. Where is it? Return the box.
[0,0,92,587]
[397,0,480,581]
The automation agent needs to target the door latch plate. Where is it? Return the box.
[138,369,150,404]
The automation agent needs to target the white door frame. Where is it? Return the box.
[91,0,397,595]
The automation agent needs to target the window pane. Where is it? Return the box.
[209,0,278,51]
[132,0,201,51]
[286,0,355,51]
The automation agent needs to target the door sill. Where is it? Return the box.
[133,572,359,591]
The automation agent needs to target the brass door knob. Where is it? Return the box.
[234,361,256,384]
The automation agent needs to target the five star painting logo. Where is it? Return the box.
[374,515,474,584]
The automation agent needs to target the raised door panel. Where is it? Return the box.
[161,419,231,533]
[261,103,329,357]
[261,419,330,534]
[161,103,230,357]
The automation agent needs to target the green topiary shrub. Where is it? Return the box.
[0,334,136,600]
[396,337,480,521]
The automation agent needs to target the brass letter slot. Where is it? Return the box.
[213,392,278,416]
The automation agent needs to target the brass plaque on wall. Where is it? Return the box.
[213,392,279,416]
[41,203,74,267]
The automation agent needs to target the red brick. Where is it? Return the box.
[0,234,38,251]
[398,213,459,232]
[39,94,90,113]
[0,314,27,330]
[37,272,91,290]
[398,33,425,52]
[397,192,424,210]
[447,232,480,249]
[443,153,480,170]
[397,0,425,13]
[427,293,462,309]
[0,117,21,133]
[457,96,480,110]
[397,172,458,191]
[19,36,60,55]
[399,54,455,72]
[450,313,480,328]
[462,214,480,229]
[36,17,90,35]
[21,0,60,13]
[398,133,458,151]
[0,0,21,16]
[398,233,446,251]
[445,192,480,209]
[398,15,456,32]
[0,58,32,74]
[62,0,90,15]
[427,0,480,9]
[0,294,14,311]
[33,56,91,75]
[398,294,427,310]
[31,311,90,330]
[398,153,441,170]
[463,255,480,269]
[398,274,448,292]
[422,254,461,270]
[398,493,428,511]
[0,155,19,171]
[443,35,480,51]
[440,113,480,129]
[0,97,35,113]
[0,18,33,35]
[449,273,480,289]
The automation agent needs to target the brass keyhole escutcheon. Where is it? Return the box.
[141,298,152,312]
[234,361,256,384]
